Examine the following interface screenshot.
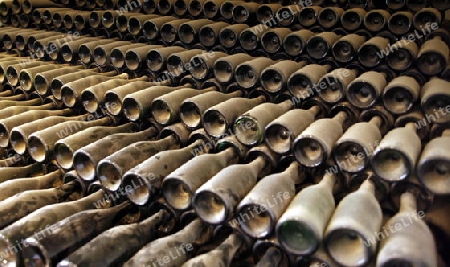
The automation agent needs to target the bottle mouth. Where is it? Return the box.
[61,85,77,108]
[388,15,411,35]
[238,204,274,239]
[193,190,227,224]
[179,24,196,45]
[388,48,413,71]
[125,51,141,71]
[81,90,99,113]
[318,9,338,28]
[257,6,273,23]
[413,12,439,30]
[78,45,92,64]
[199,27,216,47]
[167,55,185,77]
[261,69,284,93]
[422,95,450,124]
[306,37,330,59]
[262,32,282,54]
[287,73,313,99]
[97,160,123,192]
[158,0,172,13]
[151,99,173,125]
[203,109,228,137]
[333,142,369,173]
[19,71,33,91]
[387,0,406,10]
[382,86,414,115]
[189,57,208,80]
[347,81,377,109]
[372,148,411,182]
[418,52,446,76]
[317,77,344,104]
[122,174,150,205]
[101,12,115,28]
[220,2,235,19]
[358,44,382,68]
[6,67,19,86]
[299,8,318,27]
[93,48,108,67]
[73,151,96,181]
[54,143,75,170]
[110,49,126,69]
[74,15,86,30]
[104,92,123,116]
[283,35,305,57]
[188,0,202,16]
[294,137,327,167]
[234,116,262,146]
[219,29,237,48]
[342,12,362,30]
[364,12,385,32]
[128,18,142,36]
[147,50,164,72]
[325,229,371,267]
[265,124,292,155]
[240,31,258,51]
[10,130,27,155]
[418,158,450,194]
[232,5,250,23]
[28,135,48,162]
[203,1,218,18]
[180,102,202,129]
[277,220,319,255]
[333,40,356,63]
[123,97,142,121]
[235,64,258,89]
[34,74,49,95]
[115,15,128,32]
[22,237,50,267]
[162,178,193,210]
[213,60,234,84]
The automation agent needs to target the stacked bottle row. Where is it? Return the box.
[0,117,448,266]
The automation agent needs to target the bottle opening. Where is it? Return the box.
[240,31,258,51]
[261,68,283,93]
[238,204,273,238]
[143,21,158,40]
[347,81,377,108]
[28,135,47,162]
[10,130,27,155]
[288,73,313,99]
[318,77,344,104]
[55,143,75,170]
[203,110,228,137]
[382,86,414,115]
[265,124,292,154]
[123,98,142,121]
[74,151,96,181]
[81,90,99,113]
[278,220,318,255]
[418,52,445,76]
[162,178,193,210]
[98,161,123,191]
[326,229,370,267]
[334,142,368,173]
[418,159,450,194]
[262,32,281,54]
[372,148,410,182]
[234,116,262,146]
[235,64,258,88]
[61,86,77,108]
[180,102,202,129]
[294,137,326,167]
[122,174,150,205]
[219,29,237,48]
[299,8,318,27]
[151,99,173,125]
[306,37,329,59]
[193,190,227,224]
[147,50,164,71]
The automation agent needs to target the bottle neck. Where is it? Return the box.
[75,190,107,210]
[277,100,294,112]
[319,172,336,192]
[399,192,417,214]
[333,111,348,125]
[309,106,321,117]
[405,122,417,133]
[283,161,301,184]
[357,179,376,196]
[218,146,238,161]
[369,116,382,129]
[248,155,267,175]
